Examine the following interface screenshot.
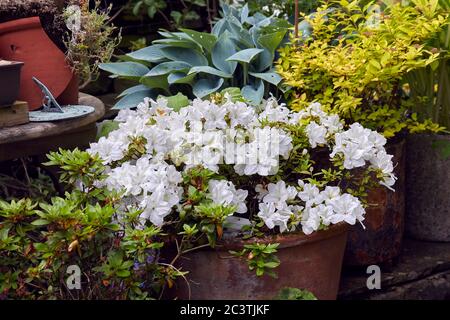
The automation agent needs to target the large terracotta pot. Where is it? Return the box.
[405,133,450,241]
[0,17,78,110]
[343,139,406,266]
[175,223,349,300]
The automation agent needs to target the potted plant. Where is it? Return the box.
[403,0,450,241]
[276,0,447,265]
[0,59,24,107]
[79,92,396,299]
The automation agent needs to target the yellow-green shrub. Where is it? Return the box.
[277,0,448,138]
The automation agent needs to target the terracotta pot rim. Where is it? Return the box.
[0,17,42,35]
[218,222,349,251]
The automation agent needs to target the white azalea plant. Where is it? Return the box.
[87,95,396,249]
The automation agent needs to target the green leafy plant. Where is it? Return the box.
[99,4,291,109]
[230,243,280,277]
[277,0,448,138]
[274,287,318,300]
[403,0,450,131]
[64,1,121,89]
[224,0,319,18]
[130,0,207,29]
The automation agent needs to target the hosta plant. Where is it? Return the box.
[99,4,291,109]
[277,0,448,138]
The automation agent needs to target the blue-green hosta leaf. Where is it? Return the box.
[179,28,218,53]
[226,21,253,47]
[113,89,157,110]
[249,72,282,86]
[152,39,201,50]
[226,48,264,64]
[193,78,224,98]
[147,61,191,77]
[158,31,194,41]
[212,31,237,74]
[126,45,166,63]
[140,74,170,92]
[188,66,232,78]
[160,47,208,66]
[168,72,196,85]
[246,12,268,26]
[241,80,264,105]
[212,19,227,36]
[258,30,287,55]
[117,84,149,98]
[99,62,149,78]
[253,48,274,72]
[240,4,249,24]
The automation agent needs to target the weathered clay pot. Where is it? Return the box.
[405,133,450,241]
[0,17,78,110]
[344,139,406,266]
[0,60,23,107]
[175,223,349,300]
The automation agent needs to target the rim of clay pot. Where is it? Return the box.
[0,17,42,35]
[218,222,349,251]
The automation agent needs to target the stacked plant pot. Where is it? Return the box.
[405,134,450,241]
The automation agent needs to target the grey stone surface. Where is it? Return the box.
[339,239,450,300]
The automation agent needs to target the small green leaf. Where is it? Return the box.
[31,219,50,226]
[165,93,190,111]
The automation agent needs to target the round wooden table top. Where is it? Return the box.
[0,93,105,161]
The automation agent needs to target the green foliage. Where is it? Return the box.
[403,0,450,129]
[100,4,292,108]
[224,0,319,18]
[274,287,318,300]
[130,0,206,29]
[64,1,121,89]
[277,0,448,137]
[230,243,280,278]
[0,151,176,299]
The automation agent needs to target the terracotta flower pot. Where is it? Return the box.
[405,133,450,241]
[343,139,406,266]
[0,60,23,107]
[174,223,349,300]
[0,16,78,110]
